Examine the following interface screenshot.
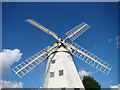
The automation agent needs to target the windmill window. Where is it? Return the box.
[59,70,64,76]
[50,72,54,78]
[51,60,55,64]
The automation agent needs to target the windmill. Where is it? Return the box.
[12,19,112,88]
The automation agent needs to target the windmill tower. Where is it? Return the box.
[12,19,112,89]
[43,46,84,88]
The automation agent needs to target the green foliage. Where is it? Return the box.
[82,76,101,90]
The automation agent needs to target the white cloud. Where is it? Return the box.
[0,80,23,89]
[115,36,120,48]
[115,36,120,40]
[116,42,120,48]
[79,70,94,80]
[0,49,22,75]
[110,84,120,90]
[110,85,118,88]
[108,39,112,43]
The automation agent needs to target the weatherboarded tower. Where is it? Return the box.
[43,46,84,88]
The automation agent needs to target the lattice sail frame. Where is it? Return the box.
[65,22,90,41]
[66,42,112,75]
[12,43,59,78]
[26,19,61,41]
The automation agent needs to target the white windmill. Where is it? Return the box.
[12,19,112,89]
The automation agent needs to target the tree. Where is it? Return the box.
[82,76,101,90]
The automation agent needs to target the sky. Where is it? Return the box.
[1,2,119,88]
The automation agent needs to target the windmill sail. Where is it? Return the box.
[65,22,90,41]
[12,43,59,78]
[26,19,61,41]
[66,42,112,75]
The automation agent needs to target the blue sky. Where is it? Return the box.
[2,2,118,88]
